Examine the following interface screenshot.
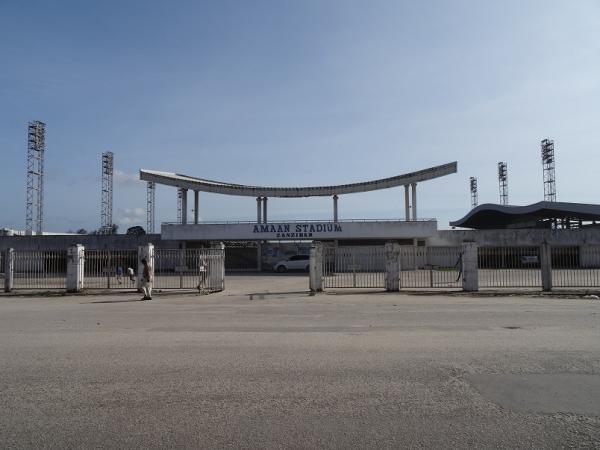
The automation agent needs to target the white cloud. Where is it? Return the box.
[114,170,142,187]
[116,207,145,226]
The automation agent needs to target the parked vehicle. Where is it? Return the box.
[273,254,310,273]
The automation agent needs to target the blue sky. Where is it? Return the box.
[1,1,599,231]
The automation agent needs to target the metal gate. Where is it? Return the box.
[400,246,462,288]
[84,249,138,289]
[12,250,67,289]
[154,248,225,291]
[323,245,386,288]
[478,246,542,288]
[552,245,600,287]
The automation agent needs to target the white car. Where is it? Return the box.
[273,254,310,273]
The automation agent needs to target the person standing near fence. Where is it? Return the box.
[141,258,153,300]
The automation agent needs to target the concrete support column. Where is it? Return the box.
[66,244,84,292]
[411,183,417,221]
[194,191,199,225]
[385,242,401,291]
[4,248,13,293]
[540,242,553,291]
[404,185,410,221]
[262,197,268,223]
[181,189,188,224]
[137,243,154,292]
[256,197,262,223]
[461,242,479,292]
[309,241,323,292]
[333,195,339,223]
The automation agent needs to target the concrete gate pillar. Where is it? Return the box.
[540,242,553,291]
[66,244,85,292]
[461,242,479,292]
[4,248,13,292]
[309,242,324,292]
[137,243,155,292]
[385,242,401,291]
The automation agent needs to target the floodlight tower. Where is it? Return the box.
[469,177,478,209]
[177,188,183,223]
[147,181,155,233]
[498,162,508,205]
[101,151,114,233]
[541,139,556,202]
[25,121,46,235]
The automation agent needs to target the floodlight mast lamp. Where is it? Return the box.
[498,161,508,206]
[25,121,46,235]
[101,151,114,233]
[469,177,478,209]
[541,139,556,202]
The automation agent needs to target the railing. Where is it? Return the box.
[478,246,542,288]
[12,250,68,289]
[1,246,226,294]
[400,246,462,288]
[322,245,386,288]
[84,249,138,289]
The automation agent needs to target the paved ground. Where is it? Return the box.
[0,274,599,449]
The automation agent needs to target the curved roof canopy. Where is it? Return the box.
[140,162,457,198]
[450,201,600,229]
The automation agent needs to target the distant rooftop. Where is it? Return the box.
[450,202,600,230]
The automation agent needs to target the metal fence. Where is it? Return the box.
[400,246,462,288]
[84,249,138,289]
[552,245,600,287]
[323,245,386,288]
[478,246,542,288]
[154,248,225,292]
[12,250,68,289]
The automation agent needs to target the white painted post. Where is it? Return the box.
[461,242,479,291]
[540,242,553,291]
[385,242,401,291]
[309,242,323,292]
[137,243,154,292]
[4,248,14,293]
[66,244,84,292]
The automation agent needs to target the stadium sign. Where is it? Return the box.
[162,220,437,241]
[252,223,343,238]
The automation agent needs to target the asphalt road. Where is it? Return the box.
[0,275,599,449]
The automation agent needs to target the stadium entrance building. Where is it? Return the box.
[140,162,457,269]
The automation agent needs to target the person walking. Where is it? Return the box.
[141,258,153,300]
